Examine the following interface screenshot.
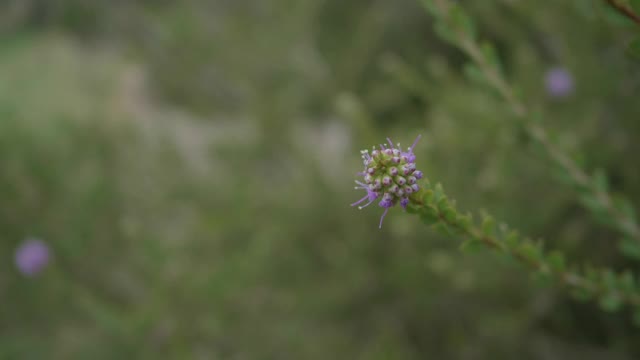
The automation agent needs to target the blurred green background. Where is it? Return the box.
[1,0,640,358]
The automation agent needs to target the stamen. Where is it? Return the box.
[358,199,375,210]
[409,134,422,152]
[351,194,369,207]
[379,208,390,229]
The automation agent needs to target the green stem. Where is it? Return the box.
[425,0,640,247]
[410,184,640,310]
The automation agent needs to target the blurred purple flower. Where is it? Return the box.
[15,239,50,276]
[545,67,574,98]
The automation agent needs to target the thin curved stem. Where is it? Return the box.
[425,0,640,248]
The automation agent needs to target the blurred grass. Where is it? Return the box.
[0,0,640,359]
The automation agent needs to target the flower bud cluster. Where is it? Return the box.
[351,135,423,228]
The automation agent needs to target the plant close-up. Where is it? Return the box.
[2,0,640,359]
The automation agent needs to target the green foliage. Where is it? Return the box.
[2,0,640,358]
[423,0,640,264]
[410,181,640,315]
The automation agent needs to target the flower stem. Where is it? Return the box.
[424,0,640,253]
[410,182,640,311]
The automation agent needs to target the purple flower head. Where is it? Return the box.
[15,238,50,277]
[545,67,574,98]
[352,135,424,228]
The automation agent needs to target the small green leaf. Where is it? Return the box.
[456,212,473,230]
[547,251,566,272]
[592,168,608,193]
[480,42,502,74]
[434,222,453,236]
[434,21,456,43]
[618,238,640,260]
[519,241,541,262]
[406,205,420,214]
[444,208,457,223]
[463,63,485,85]
[420,206,440,225]
[599,293,622,312]
[579,193,603,214]
[449,6,476,39]
[481,215,495,237]
[434,183,445,202]
[505,230,519,247]
[422,189,434,204]
[436,197,448,210]
[460,239,484,253]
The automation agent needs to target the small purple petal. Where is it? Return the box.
[378,198,393,208]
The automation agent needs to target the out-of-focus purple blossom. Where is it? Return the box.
[352,135,424,228]
[545,67,574,98]
[15,239,50,276]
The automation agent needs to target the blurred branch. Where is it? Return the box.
[408,181,640,314]
[421,0,640,260]
[605,0,640,26]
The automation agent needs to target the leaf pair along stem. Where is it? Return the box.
[424,0,640,254]
[408,183,640,313]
